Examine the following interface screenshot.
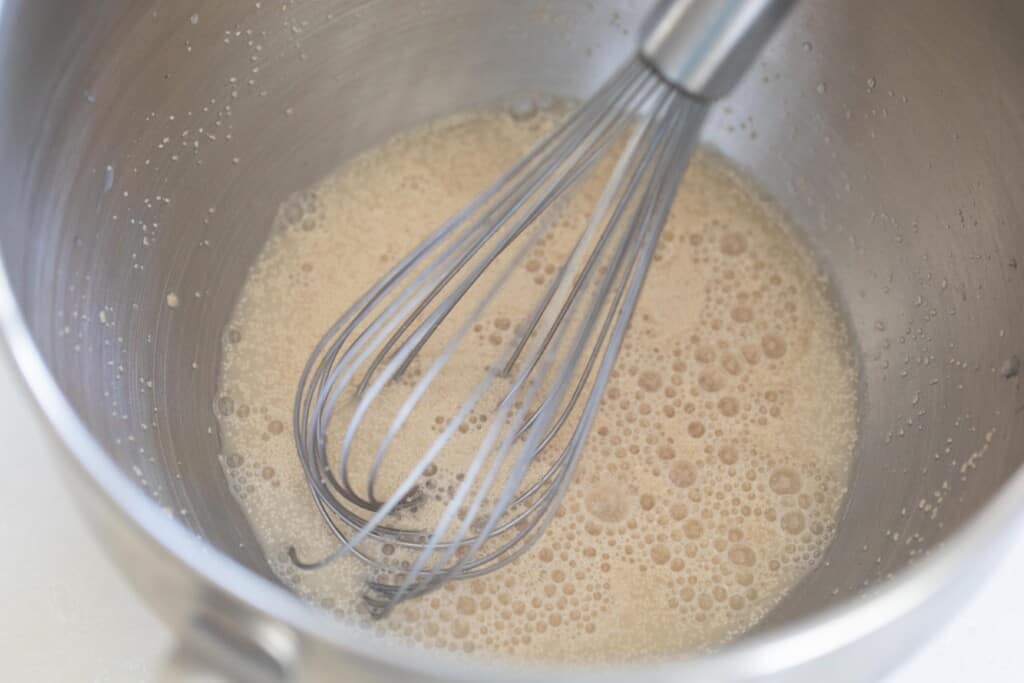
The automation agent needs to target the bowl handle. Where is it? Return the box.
[161,612,298,683]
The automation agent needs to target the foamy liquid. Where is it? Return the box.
[216,103,858,664]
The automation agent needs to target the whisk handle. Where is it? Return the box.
[641,0,795,100]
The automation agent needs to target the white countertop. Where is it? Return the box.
[1,350,1019,682]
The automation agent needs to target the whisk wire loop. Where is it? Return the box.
[291,58,707,616]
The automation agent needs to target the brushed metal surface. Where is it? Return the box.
[1,1,1023,681]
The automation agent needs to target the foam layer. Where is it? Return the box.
[216,103,857,664]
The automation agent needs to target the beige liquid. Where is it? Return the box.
[216,104,857,664]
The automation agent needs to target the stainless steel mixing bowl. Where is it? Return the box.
[1,1,1023,681]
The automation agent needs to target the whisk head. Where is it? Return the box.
[291,58,707,617]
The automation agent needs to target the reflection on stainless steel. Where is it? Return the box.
[0,1,1023,681]
[643,0,795,98]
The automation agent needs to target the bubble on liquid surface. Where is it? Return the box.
[770,467,802,495]
[585,485,630,524]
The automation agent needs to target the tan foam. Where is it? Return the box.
[216,103,857,665]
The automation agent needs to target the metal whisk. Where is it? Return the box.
[291,0,793,617]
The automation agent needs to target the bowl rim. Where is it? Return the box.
[2,239,1024,680]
